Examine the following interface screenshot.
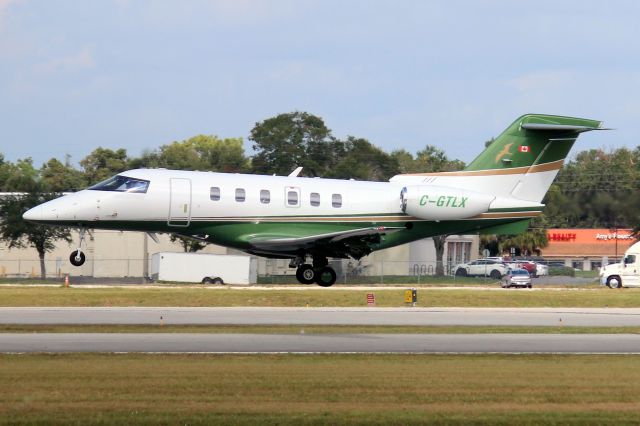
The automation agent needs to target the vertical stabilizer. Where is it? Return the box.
[465,114,603,202]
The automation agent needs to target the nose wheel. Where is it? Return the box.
[69,228,87,267]
[69,250,86,267]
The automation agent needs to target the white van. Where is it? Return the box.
[600,241,640,288]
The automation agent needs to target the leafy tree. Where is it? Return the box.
[250,111,336,176]
[390,149,417,174]
[389,146,465,175]
[498,216,549,257]
[415,145,465,172]
[0,191,72,279]
[40,158,87,192]
[133,135,248,172]
[328,137,400,181]
[80,148,129,185]
[545,147,640,229]
[0,153,7,188]
[432,235,448,276]
[0,158,39,192]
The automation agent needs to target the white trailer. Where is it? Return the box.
[150,252,258,284]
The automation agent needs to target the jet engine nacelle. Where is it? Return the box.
[400,185,495,220]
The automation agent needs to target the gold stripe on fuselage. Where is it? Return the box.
[188,211,541,223]
[398,159,564,177]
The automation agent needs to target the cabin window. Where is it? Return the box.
[310,192,320,207]
[235,188,245,202]
[332,193,342,208]
[287,190,299,206]
[210,187,221,201]
[260,189,270,204]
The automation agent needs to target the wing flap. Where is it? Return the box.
[248,226,404,250]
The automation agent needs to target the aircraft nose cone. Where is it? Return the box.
[23,205,43,222]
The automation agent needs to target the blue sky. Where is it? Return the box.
[1,0,639,168]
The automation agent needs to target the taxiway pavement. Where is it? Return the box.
[2,333,640,354]
[2,307,640,327]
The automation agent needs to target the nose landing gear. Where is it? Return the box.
[69,228,87,267]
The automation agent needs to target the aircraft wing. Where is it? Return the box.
[247,226,405,258]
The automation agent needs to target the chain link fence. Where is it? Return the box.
[0,256,498,284]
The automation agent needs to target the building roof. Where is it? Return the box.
[541,229,636,258]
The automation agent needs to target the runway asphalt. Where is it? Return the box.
[2,333,640,353]
[2,307,640,326]
[4,307,640,353]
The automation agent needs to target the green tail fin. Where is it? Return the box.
[465,114,603,172]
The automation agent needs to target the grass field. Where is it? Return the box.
[2,284,638,424]
[0,285,637,307]
[1,353,640,425]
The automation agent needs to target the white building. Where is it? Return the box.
[0,229,478,279]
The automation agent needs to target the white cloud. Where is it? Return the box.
[0,0,21,22]
[0,0,19,11]
[268,60,346,87]
[132,0,301,28]
[506,70,576,92]
[35,46,95,74]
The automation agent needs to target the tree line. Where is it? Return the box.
[1,111,639,278]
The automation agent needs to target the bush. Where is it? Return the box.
[548,266,576,277]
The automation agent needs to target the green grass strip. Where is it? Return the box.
[1,353,640,424]
[1,286,637,308]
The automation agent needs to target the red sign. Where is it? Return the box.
[366,293,375,306]
[519,145,530,153]
[548,232,577,242]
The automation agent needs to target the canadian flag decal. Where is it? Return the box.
[519,145,530,153]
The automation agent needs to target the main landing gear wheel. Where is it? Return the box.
[315,266,337,287]
[69,250,85,267]
[296,264,316,284]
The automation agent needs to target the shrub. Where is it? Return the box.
[549,266,576,277]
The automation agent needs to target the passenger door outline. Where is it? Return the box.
[168,178,192,227]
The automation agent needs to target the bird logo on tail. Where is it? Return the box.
[495,143,513,163]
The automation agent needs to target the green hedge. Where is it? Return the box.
[548,266,576,277]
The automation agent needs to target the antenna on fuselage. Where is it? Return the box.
[288,167,303,177]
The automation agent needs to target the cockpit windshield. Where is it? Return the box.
[88,175,150,193]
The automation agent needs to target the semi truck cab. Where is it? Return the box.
[600,241,640,288]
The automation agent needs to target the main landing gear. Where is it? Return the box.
[69,228,87,267]
[291,256,337,287]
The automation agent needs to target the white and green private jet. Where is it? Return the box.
[24,114,605,286]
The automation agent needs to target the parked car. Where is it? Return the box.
[501,269,532,288]
[454,259,509,279]
[505,260,537,277]
[535,263,549,276]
